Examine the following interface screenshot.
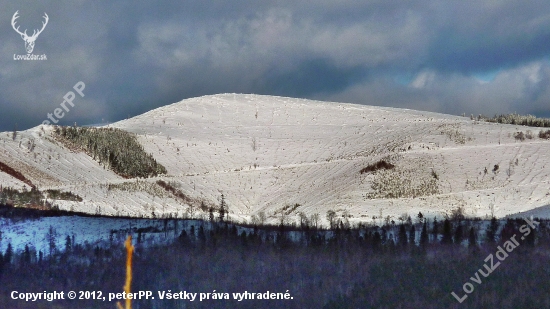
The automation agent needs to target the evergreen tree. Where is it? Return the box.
[417,212,424,223]
[219,194,226,222]
[525,225,536,247]
[468,227,477,250]
[500,219,517,240]
[46,226,57,256]
[23,245,31,264]
[441,219,453,244]
[409,225,416,246]
[65,235,72,252]
[431,217,439,243]
[372,231,382,251]
[178,230,189,246]
[198,225,206,244]
[398,224,408,247]
[486,217,499,243]
[454,223,463,245]
[209,207,214,222]
[239,231,248,247]
[420,221,429,247]
[4,243,13,265]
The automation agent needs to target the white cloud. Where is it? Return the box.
[410,71,436,89]
[324,60,550,116]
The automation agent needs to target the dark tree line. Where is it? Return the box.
[1,215,549,309]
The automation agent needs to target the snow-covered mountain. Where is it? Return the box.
[1,94,549,224]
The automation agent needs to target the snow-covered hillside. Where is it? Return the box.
[1,94,549,224]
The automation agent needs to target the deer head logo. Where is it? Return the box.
[11,11,49,54]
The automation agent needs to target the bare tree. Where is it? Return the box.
[187,203,196,219]
[251,137,257,152]
[344,210,351,219]
[298,212,309,229]
[398,213,408,224]
[258,211,267,225]
[279,211,289,226]
[384,215,391,227]
[489,203,495,218]
[310,213,320,229]
[12,124,17,141]
[450,206,465,221]
[326,210,336,229]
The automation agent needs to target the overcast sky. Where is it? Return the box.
[1,1,550,131]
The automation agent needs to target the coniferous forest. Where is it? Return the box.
[1,204,550,309]
[53,126,167,178]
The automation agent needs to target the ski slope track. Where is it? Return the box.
[1,94,549,225]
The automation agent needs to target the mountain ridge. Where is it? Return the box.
[1,93,549,225]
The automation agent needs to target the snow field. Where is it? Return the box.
[0,94,549,225]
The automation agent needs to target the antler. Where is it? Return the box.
[30,13,49,39]
[11,10,27,37]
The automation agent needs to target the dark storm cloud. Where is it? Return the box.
[425,2,550,75]
[261,59,369,97]
[1,0,550,131]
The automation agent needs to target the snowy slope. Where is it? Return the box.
[1,94,549,224]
